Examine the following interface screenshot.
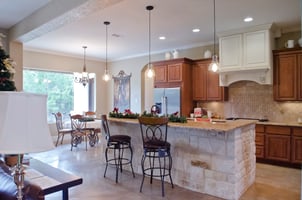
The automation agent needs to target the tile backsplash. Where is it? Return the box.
[198,81,302,123]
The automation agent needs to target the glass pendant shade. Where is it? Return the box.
[208,0,220,72]
[147,64,155,78]
[102,69,111,81]
[146,5,154,78]
[103,21,111,82]
[208,55,219,72]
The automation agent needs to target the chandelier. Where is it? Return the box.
[103,21,111,81]
[208,0,219,72]
[146,5,155,78]
[74,46,89,86]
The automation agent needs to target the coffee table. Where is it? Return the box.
[25,158,83,200]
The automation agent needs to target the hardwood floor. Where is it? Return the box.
[29,138,301,200]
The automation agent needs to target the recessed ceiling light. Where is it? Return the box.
[159,36,166,40]
[244,17,253,22]
[192,28,200,33]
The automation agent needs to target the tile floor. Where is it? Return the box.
[30,139,301,200]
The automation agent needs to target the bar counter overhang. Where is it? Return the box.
[101,118,257,200]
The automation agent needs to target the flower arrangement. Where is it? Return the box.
[109,107,139,119]
[168,111,187,123]
[141,110,187,123]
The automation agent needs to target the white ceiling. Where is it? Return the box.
[0,0,301,61]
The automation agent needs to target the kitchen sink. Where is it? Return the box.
[225,117,269,122]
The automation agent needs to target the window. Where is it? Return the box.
[23,69,95,122]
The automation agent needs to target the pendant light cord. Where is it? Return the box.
[146,6,153,68]
[149,8,151,67]
[104,21,110,73]
[213,0,216,56]
[83,46,87,72]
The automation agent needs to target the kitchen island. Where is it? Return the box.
[103,118,257,200]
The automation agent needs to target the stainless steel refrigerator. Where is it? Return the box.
[153,87,180,116]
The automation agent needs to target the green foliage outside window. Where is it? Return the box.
[23,69,74,122]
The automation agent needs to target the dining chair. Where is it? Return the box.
[69,114,94,151]
[84,111,100,145]
[52,112,73,146]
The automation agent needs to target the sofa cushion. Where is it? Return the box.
[0,160,44,200]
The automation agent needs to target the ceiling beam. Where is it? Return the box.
[8,0,124,43]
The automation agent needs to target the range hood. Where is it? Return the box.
[218,23,275,87]
[219,67,272,86]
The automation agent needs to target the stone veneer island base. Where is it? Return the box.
[104,118,256,200]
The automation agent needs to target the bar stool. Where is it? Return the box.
[138,116,174,197]
[100,115,135,183]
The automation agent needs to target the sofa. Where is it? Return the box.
[0,160,44,200]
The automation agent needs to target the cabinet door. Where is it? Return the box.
[255,124,265,158]
[274,54,297,100]
[154,65,167,83]
[192,64,207,100]
[292,137,302,163]
[207,70,224,100]
[168,63,182,82]
[244,30,269,69]
[298,54,302,100]
[265,134,291,162]
[219,34,242,72]
[292,127,302,163]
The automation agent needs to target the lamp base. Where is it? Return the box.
[12,154,24,200]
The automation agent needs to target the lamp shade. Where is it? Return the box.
[0,92,54,154]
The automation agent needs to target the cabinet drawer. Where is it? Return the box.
[292,127,302,137]
[256,124,265,133]
[255,133,265,145]
[265,125,290,135]
[256,145,264,158]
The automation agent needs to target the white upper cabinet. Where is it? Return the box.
[219,34,242,71]
[218,24,274,86]
[243,30,270,69]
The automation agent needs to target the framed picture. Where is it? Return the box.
[113,70,131,112]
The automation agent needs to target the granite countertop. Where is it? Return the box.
[108,117,257,132]
[256,121,302,127]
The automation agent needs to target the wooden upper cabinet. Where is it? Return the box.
[153,65,167,83]
[167,63,182,82]
[153,58,192,87]
[273,49,302,101]
[192,59,228,101]
[192,62,207,100]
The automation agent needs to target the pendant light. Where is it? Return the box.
[103,21,111,81]
[74,46,89,86]
[146,5,155,78]
[208,0,219,72]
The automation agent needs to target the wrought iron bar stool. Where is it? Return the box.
[138,116,174,197]
[101,115,135,183]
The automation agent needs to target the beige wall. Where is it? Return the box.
[23,50,108,115]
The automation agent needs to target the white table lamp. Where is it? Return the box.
[0,92,54,200]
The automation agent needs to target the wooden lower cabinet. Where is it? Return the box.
[255,124,301,167]
[265,134,291,162]
[255,124,265,158]
[292,127,302,163]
